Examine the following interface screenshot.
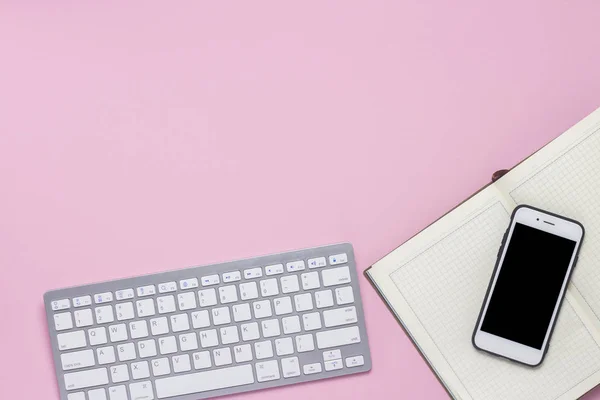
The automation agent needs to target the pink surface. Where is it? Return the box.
[1,1,600,399]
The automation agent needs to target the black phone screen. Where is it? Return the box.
[480,222,577,349]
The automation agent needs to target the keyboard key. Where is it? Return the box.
[328,253,348,265]
[154,365,254,398]
[261,319,281,338]
[73,295,92,308]
[108,324,128,342]
[280,275,300,294]
[108,386,127,400]
[325,359,343,371]
[294,293,313,312]
[88,388,107,400]
[211,307,231,325]
[136,285,156,297]
[74,309,94,327]
[172,354,192,373]
[239,282,259,300]
[322,266,351,287]
[136,299,155,317]
[345,355,365,368]
[95,306,114,324]
[220,326,239,345]
[275,337,294,356]
[241,322,260,341]
[129,381,154,399]
[51,298,70,311]
[138,339,157,358]
[201,275,220,287]
[260,278,279,297]
[180,278,199,290]
[244,268,262,279]
[222,271,241,283]
[303,363,322,375]
[218,285,238,304]
[57,330,86,350]
[295,334,315,352]
[316,326,361,349]
[281,357,300,378]
[115,302,135,321]
[67,392,85,400]
[282,316,301,334]
[129,320,148,339]
[95,292,113,304]
[193,351,212,369]
[157,296,176,314]
[96,346,115,365]
[131,361,150,379]
[179,333,198,351]
[115,289,134,301]
[302,312,322,331]
[265,264,284,276]
[323,306,358,328]
[335,286,354,305]
[110,364,129,383]
[152,358,171,376]
[234,344,253,363]
[301,272,320,290]
[233,303,252,322]
[213,347,233,366]
[308,257,327,269]
[117,343,136,362]
[286,261,305,272]
[191,310,210,329]
[323,349,342,361]
[54,312,73,331]
[170,313,190,332]
[150,317,169,335]
[159,336,177,355]
[64,367,109,391]
[199,329,219,348]
[274,296,293,315]
[198,289,218,307]
[158,282,177,294]
[88,327,107,346]
[256,360,280,382]
[252,300,272,319]
[61,349,95,371]
[315,290,334,308]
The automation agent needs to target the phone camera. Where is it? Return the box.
[536,218,539,221]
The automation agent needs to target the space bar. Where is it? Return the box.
[155,364,255,398]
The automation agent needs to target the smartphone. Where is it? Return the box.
[472,205,584,366]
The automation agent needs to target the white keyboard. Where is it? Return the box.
[44,243,371,400]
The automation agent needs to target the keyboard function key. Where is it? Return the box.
[57,330,87,350]
[244,268,263,279]
[61,349,95,371]
[129,381,154,400]
[63,367,109,391]
[222,271,241,283]
[201,275,220,286]
[281,357,300,378]
[323,349,342,361]
[73,296,92,308]
[51,299,70,311]
[322,266,351,287]
[323,306,358,328]
[67,392,85,400]
[265,264,284,276]
[345,355,365,368]
[94,292,113,304]
[324,359,343,371]
[180,278,199,290]
[115,289,134,301]
[136,285,156,297]
[303,362,322,375]
[308,257,327,269]
[158,282,177,293]
[316,326,361,349]
[329,253,348,266]
[255,360,280,382]
[286,261,305,272]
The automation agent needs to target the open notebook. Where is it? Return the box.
[366,107,600,400]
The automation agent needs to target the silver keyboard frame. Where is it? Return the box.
[44,243,372,400]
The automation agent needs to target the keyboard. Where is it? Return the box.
[44,243,371,400]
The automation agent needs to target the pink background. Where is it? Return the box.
[1,1,600,399]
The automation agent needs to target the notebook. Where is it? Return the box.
[365,107,600,400]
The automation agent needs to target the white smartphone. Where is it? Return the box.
[472,205,584,366]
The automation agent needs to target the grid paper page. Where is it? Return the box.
[391,202,600,400]
[509,128,600,321]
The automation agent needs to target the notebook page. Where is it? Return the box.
[495,107,600,332]
[368,184,600,400]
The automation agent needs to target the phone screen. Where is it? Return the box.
[481,222,577,349]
